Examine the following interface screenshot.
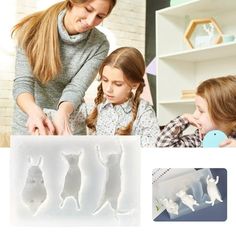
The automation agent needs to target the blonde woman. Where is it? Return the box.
[156,75,236,147]
[12,0,116,135]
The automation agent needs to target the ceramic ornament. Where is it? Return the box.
[176,190,199,212]
[60,151,82,210]
[22,156,47,215]
[205,175,223,206]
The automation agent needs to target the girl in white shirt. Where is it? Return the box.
[45,47,160,147]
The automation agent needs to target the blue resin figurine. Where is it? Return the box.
[202,130,227,147]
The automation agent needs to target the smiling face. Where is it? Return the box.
[193,95,217,135]
[101,65,135,105]
[64,0,110,35]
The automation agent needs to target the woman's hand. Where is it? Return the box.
[16,93,55,135]
[26,106,55,135]
[52,101,74,135]
[220,138,236,147]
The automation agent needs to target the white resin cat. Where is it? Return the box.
[60,152,82,210]
[176,190,199,212]
[22,156,47,215]
[205,175,223,206]
[161,198,179,215]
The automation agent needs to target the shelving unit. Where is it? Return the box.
[156,0,236,125]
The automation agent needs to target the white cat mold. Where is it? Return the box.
[176,190,199,212]
[205,175,223,206]
[21,156,47,215]
[93,143,123,215]
[60,151,82,210]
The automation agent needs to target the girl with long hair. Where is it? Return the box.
[156,75,236,147]
[45,47,160,147]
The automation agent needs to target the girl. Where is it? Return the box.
[12,0,116,135]
[45,47,160,147]
[156,75,236,147]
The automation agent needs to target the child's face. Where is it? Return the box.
[101,65,133,105]
[193,95,217,135]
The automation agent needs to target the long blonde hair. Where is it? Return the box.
[86,47,146,135]
[196,75,236,135]
[11,0,116,84]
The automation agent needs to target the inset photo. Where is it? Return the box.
[152,168,227,221]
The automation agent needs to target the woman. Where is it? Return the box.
[11,0,116,135]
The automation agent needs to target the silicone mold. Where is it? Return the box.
[60,151,82,210]
[93,143,123,214]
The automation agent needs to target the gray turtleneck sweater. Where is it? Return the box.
[12,10,109,134]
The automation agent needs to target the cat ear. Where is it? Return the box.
[61,151,67,158]
[37,156,43,167]
[27,156,33,165]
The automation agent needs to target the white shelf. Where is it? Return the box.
[159,99,194,105]
[156,0,236,124]
[158,0,236,17]
[159,42,236,62]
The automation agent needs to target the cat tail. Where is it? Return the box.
[60,198,66,208]
[116,208,135,215]
[205,200,214,206]
[93,196,107,215]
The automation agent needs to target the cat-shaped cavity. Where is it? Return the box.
[161,198,179,215]
[60,151,82,210]
[93,143,123,215]
[176,190,199,212]
[22,156,47,215]
[205,175,223,206]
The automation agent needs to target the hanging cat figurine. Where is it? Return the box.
[205,175,223,206]
[161,198,179,215]
[93,142,124,215]
[22,156,47,215]
[60,151,82,210]
[176,190,199,212]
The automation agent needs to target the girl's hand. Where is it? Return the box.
[182,113,203,139]
[26,106,55,135]
[220,138,236,147]
[182,113,200,129]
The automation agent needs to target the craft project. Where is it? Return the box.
[93,143,123,214]
[22,156,47,215]
[161,198,179,215]
[205,175,223,206]
[202,130,227,147]
[176,190,199,212]
[60,151,82,210]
